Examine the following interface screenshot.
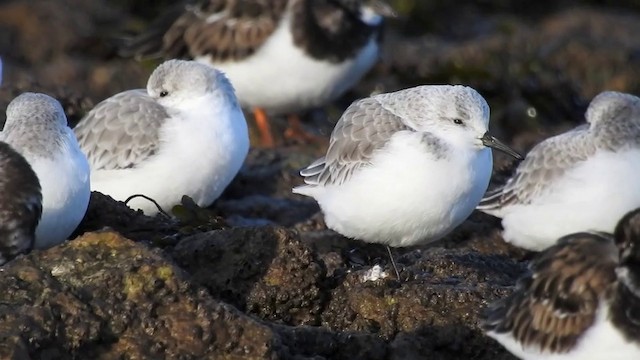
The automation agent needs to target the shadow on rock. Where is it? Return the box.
[171,226,326,326]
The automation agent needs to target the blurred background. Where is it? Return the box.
[1,0,640,153]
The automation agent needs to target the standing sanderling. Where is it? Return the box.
[0,141,42,265]
[481,208,640,360]
[293,85,521,276]
[477,91,640,251]
[120,0,395,146]
[2,93,90,249]
[74,59,249,215]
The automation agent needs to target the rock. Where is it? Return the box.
[73,191,180,245]
[0,231,284,359]
[171,222,525,358]
[1,227,518,359]
[171,227,326,326]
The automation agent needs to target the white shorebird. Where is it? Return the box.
[120,0,395,146]
[0,141,42,265]
[293,85,521,276]
[74,59,249,215]
[481,208,640,360]
[2,93,90,249]
[478,91,640,251]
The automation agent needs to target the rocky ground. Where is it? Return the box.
[0,0,639,359]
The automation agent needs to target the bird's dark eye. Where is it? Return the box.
[453,119,464,125]
[159,90,169,97]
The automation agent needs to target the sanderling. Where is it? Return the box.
[74,59,249,215]
[2,93,90,249]
[120,0,394,146]
[478,91,640,251]
[481,208,640,360]
[0,141,42,265]
[293,85,521,276]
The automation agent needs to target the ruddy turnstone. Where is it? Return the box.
[0,141,42,265]
[121,0,395,147]
[2,93,90,249]
[481,208,640,359]
[74,59,249,215]
[477,91,640,251]
[293,85,521,277]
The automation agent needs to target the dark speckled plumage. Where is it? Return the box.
[481,207,640,356]
[610,209,640,342]
[482,232,617,353]
[121,0,387,63]
[0,142,42,265]
[290,0,378,63]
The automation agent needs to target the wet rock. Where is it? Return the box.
[218,195,319,227]
[171,227,326,326]
[169,220,524,358]
[73,191,180,245]
[319,248,524,336]
[0,231,286,359]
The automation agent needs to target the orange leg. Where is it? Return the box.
[284,114,324,144]
[253,107,275,148]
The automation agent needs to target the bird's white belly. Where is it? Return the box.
[90,105,249,215]
[201,14,380,115]
[32,149,90,249]
[500,149,640,250]
[311,133,492,247]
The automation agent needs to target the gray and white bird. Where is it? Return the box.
[74,59,249,215]
[478,91,640,251]
[0,141,41,265]
[481,208,640,360]
[293,85,521,273]
[2,93,90,249]
[120,0,395,146]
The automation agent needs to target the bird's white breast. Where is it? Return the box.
[307,131,492,247]
[91,94,249,215]
[499,148,640,250]
[200,13,380,115]
[31,130,90,249]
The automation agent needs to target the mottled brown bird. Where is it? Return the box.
[481,208,640,359]
[0,141,41,265]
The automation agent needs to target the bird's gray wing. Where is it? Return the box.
[478,125,595,210]
[300,96,416,187]
[74,89,168,170]
[481,232,617,353]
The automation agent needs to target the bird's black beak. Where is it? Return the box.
[481,132,523,160]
